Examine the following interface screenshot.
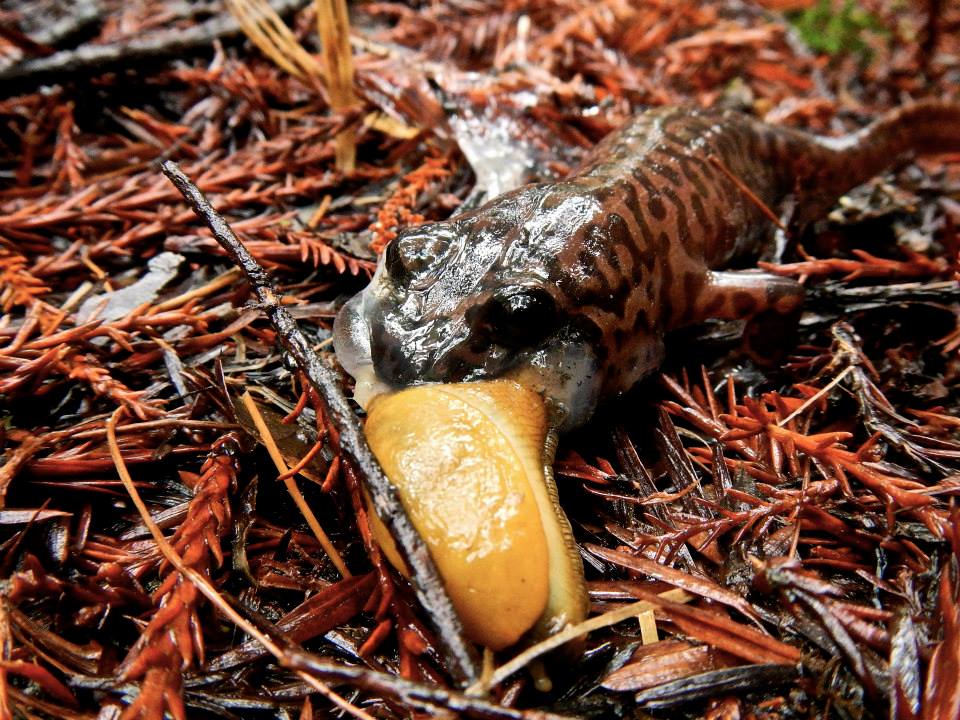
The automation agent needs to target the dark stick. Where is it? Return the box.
[160,160,480,685]
[74,593,570,718]
[14,0,103,51]
[286,650,575,720]
[0,0,305,93]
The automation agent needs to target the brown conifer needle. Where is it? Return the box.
[708,154,788,231]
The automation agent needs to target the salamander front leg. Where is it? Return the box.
[697,270,805,364]
[697,271,804,321]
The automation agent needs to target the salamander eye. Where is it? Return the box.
[384,225,454,287]
[480,289,559,349]
[384,238,410,285]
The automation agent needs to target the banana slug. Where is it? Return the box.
[363,380,588,651]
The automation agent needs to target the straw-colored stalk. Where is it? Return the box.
[316,0,357,173]
[225,0,323,79]
[226,0,358,173]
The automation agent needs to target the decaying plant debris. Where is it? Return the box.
[0,0,958,718]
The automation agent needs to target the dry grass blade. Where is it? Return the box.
[316,0,357,172]
[473,589,693,693]
[241,390,351,578]
[225,0,358,172]
[587,544,764,627]
[225,0,323,79]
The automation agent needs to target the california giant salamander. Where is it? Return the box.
[334,102,960,429]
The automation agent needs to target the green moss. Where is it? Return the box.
[789,0,886,58]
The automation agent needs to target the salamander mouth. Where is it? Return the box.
[332,291,394,407]
[502,343,601,432]
[334,293,601,430]
[333,264,603,430]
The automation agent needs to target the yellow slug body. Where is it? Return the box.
[364,380,587,651]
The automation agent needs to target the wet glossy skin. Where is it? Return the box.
[334,101,960,430]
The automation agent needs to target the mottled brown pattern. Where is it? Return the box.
[545,101,960,397]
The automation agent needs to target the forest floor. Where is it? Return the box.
[0,0,959,718]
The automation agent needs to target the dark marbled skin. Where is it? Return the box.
[333,101,960,429]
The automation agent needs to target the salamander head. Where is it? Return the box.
[333,182,661,431]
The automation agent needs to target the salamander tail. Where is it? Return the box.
[830,100,960,171]
[792,100,960,223]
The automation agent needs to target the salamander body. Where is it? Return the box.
[334,101,960,429]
